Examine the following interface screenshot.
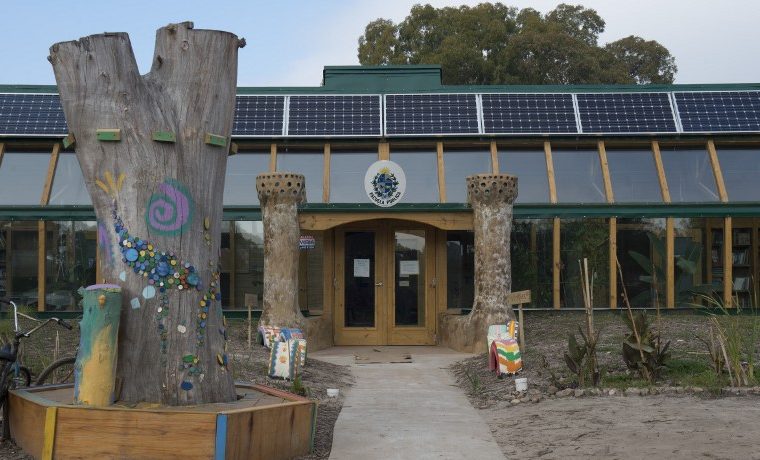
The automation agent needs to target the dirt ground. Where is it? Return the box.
[451,311,760,459]
[482,395,760,460]
[0,317,352,460]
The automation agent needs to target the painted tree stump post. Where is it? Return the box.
[49,22,244,405]
[75,284,122,406]
[440,174,518,353]
[256,173,307,329]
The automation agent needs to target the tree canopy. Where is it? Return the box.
[357,3,677,85]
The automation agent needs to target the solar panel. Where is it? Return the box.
[287,95,381,136]
[0,93,67,136]
[233,95,285,136]
[481,93,578,134]
[674,91,760,132]
[385,94,479,135]
[576,93,677,133]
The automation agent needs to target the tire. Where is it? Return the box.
[35,357,76,386]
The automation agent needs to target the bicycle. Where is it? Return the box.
[0,298,72,439]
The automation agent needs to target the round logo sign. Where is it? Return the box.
[364,160,406,207]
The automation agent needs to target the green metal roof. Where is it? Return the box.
[3,65,760,95]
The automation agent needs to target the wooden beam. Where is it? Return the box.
[40,143,61,206]
[609,217,617,309]
[322,143,331,203]
[544,141,557,204]
[269,143,277,172]
[724,217,733,307]
[437,142,446,203]
[651,140,671,203]
[299,211,473,231]
[37,221,46,312]
[0,142,5,169]
[378,142,390,161]
[229,222,236,310]
[597,140,614,203]
[706,140,729,202]
[490,141,499,174]
[666,217,675,308]
[553,217,561,309]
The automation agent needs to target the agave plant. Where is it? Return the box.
[622,312,671,382]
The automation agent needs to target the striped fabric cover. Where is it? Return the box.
[487,321,522,376]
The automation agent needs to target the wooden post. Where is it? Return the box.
[490,141,499,174]
[666,218,675,308]
[553,217,561,309]
[269,143,277,172]
[609,218,617,309]
[436,142,446,203]
[724,217,733,307]
[75,284,122,406]
[322,143,331,203]
[518,304,525,352]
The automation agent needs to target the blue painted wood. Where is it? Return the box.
[215,414,227,460]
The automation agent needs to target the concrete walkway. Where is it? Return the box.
[311,346,505,460]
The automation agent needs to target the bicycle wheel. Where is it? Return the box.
[35,357,76,386]
[7,366,31,389]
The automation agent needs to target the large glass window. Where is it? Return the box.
[231,221,264,311]
[0,222,39,306]
[607,149,663,203]
[446,231,474,310]
[616,218,667,307]
[498,150,550,203]
[511,219,553,308]
[49,153,91,205]
[553,149,606,203]
[0,151,50,204]
[298,232,324,314]
[330,150,376,203]
[560,218,609,307]
[390,150,439,203]
[276,149,323,203]
[224,152,270,205]
[443,150,492,203]
[45,221,97,310]
[716,148,760,202]
[660,147,719,202]
[673,218,711,307]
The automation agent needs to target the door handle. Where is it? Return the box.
[375,281,384,287]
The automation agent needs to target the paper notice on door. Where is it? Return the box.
[399,260,419,276]
[354,259,370,278]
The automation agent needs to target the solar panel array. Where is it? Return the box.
[576,93,677,133]
[675,91,760,132]
[233,96,284,136]
[481,93,577,134]
[385,94,479,135]
[2,90,760,137]
[0,93,67,136]
[287,95,381,136]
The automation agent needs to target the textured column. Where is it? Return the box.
[440,174,518,353]
[256,172,306,329]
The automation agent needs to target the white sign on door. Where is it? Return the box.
[354,259,370,278]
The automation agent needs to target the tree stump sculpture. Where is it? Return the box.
[440,174,518,353]
[49,22,245,404]
[255,173,307,330]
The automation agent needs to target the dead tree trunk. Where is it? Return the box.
[49,22,244,405]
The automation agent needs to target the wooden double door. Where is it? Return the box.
[334,221,436,345]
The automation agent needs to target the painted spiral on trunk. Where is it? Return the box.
[145,179,193,236]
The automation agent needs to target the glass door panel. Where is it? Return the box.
[344,231,375,327]
[394,230,425,327]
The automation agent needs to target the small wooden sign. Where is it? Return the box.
[507,290,531,305]
[244,293,260,311]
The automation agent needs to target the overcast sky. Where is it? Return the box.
[2,0,759,87]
